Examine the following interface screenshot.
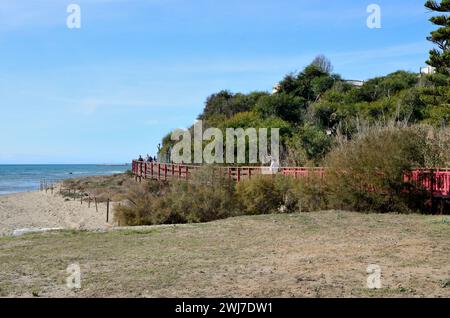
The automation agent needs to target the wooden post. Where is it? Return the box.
[237,168,241,182]
[164,164,168,181]
[106,199,110,223]
[430,169,434,214]
[95,197,98,212]
[158,164,161,181]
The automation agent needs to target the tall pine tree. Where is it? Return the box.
[425,0,450,75]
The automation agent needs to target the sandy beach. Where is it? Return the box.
[0,190,111,236]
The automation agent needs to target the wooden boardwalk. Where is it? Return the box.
[131,161,325,183]
[131,161,450,198]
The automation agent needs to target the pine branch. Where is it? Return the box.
[430,15,450,26]
[425,0,450,12]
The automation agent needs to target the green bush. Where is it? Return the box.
[236,175,284,215]
[165,166,238,223]
[236,174,328,214]
[287,176,329,212]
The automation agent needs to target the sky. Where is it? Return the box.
[0,0,436,164]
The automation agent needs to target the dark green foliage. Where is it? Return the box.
[278,64,340,102]
[255,93,306,123]
[356,71,418,102]
[299,124,334,161]
[425,0,450,75]
[199,90,268,120]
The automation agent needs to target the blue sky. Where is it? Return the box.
[0,0,435,164]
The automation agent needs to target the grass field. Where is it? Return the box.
[0,211,449,298]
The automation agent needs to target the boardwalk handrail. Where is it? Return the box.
[131,161,450,198]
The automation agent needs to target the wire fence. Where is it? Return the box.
[39,179,112,223]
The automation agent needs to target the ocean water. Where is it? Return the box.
[0,164,130,195]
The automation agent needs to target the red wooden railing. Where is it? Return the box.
[132,161,326,183]
[131,161,450,198]
[404,168,450,198]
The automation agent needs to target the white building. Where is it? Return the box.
[344,80,365,88]
[272,83,281,94]
[420,66,436,75]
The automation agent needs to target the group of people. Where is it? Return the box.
[137,154,157,163]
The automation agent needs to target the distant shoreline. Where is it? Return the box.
[0,164,129,196]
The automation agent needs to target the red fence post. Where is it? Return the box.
[144,163,147,179]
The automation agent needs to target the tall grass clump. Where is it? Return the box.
[236,175,284,215]
[325,124,449,213]
[236,174,328,214]
[114,181,172,226]
[164,166,239,223]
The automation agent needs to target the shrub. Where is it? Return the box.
[236,174,328,214]
[165,166,238,223]
[236,175,284,215]
[287,176,329,212]
[114,166,238,226]
[114,181,172,226]
[325,124,449,213]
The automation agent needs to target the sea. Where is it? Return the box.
[0,164,130,195]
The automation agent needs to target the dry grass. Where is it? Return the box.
[0,211,449,298]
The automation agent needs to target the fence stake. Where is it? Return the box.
[95,197,98,212]
[106,199,110,223]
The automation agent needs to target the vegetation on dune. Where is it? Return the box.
[115,1,450,225]
[325,124,450,213]
[115,167,240,225]
[160,60,448,165]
